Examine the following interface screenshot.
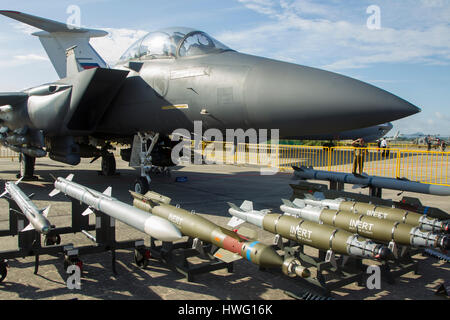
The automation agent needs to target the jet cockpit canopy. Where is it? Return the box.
[118,27,232,62]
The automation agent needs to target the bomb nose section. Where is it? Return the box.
[244,58,421,138]
[144,216,182,241]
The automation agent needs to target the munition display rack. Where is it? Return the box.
[0,184,145,283]
[289,180,450,283]
[146,236,234,282]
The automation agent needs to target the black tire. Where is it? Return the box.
[19,153,35,178]
[0,262,7,283]
[101,154,116,176]
[133,177,149,194]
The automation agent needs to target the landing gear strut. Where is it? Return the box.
[17,153,36,179]
[131,132,160,194]
[101,153,116,176]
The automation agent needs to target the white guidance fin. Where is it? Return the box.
[49,188,60,197]
[227,216,246,228]
[102,186,112,197]
[66,174,74,181]
[239,200,253,212]
[42,205,51,218]
[22,223,35,232]
[82,207,94,216]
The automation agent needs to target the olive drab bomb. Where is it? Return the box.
[281,199,450,251]
[228,201,390,260]
[130,191,310,278]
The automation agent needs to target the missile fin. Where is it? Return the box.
[240,200,253,212]
[281,199,294,207]
[103,186,112,196]
[21,223,35,232]
[236,226,257,240]
[304,193,317,200]
[15,177,23,185]
[65,174,74,181]
[42,205,51,217]
[0,190,8,198]
[49,188,60,197]
[227,216,245,228]
[214,248,242,263]
[292,199,306,208]
[82,206,94,216]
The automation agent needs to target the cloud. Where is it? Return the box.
[14,54,48,61]
[223,0,450,70]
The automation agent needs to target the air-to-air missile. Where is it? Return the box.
[293,166,450,196]
[49,175,181,242]
[0,178,52,234]
[301,195,449,234]
[130,191,310,278]
[227,201,390,260]
[280,199,450,251]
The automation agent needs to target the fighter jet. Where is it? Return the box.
[0,11,420,193]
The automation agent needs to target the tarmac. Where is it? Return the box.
[0,156,448,300]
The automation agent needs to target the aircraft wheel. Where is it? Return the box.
[133,177,149,195]
[134,248,150,269]
[45,234,61,246]
[19,153,35,178]
[101,154,116,176]
[0,260,8,283]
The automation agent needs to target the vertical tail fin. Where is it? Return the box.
[0,10,108,78]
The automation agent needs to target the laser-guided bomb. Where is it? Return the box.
[49,175,182,242]
[227,201,390,260]
[281,199,450,251]
[0,179,52,234]
[131,191,310,278]
[302,195,449,234]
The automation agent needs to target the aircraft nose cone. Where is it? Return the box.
[244,59,421,137]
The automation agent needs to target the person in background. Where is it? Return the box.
[441,140,447,152]
[380,137,388,157]
[352,138,366,175]
[426,136,432,151]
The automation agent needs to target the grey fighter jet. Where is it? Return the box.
[0,11,420,193]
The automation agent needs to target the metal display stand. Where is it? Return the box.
[146,237,234,282]
[0,198,144,282]
[272,238,365,296]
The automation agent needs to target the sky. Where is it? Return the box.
[0,0,449,136]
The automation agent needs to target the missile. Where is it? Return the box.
[293,166,450,196]
[130,191,310,278]
[228,201,390,260]
[49,175,182,242]
[281,199,450,251]
[0,179,52,234]
[302,195,449,234]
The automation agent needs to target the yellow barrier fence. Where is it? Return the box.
[196,143,450,186]
[2,143,449,186]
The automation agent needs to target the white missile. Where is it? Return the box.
[49,175,182,242]
[0,178,52,234]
